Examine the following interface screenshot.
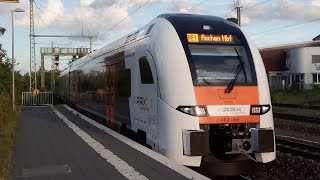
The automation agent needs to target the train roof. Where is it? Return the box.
[61,13,241,75]
[157,13,241,35]
[158,13,228,22]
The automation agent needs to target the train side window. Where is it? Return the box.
[139,57,154,84]
[117,69,131,97]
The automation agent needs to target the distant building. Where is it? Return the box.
[259,35,320,89]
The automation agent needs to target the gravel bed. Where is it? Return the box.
[242,117,320,179]
[274,118,320,144]
[244,151,320,180]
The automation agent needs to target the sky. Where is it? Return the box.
[0,0,320,74]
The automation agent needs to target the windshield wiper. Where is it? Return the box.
[225,48,245,93]
[202,78,212,85]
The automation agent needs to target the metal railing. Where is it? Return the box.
[22,92,53,105]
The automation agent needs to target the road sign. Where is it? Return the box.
[33,89,39,96]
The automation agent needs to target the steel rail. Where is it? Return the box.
[273,112,320,125]
[272,103,320,110]
[276,136,320,162]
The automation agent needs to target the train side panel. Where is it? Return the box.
[245,33,276,163]
[149,18,202,166]
[124,37,160,151]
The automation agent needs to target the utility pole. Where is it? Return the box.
[29,0,96,91]
[29,0,36,92]
[236,0,242,26]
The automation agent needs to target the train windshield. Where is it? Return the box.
[188,44,256,86]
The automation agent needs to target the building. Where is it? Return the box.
[259,36,320,89]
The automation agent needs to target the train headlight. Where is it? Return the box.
[176,106,208,117]
[250,105,271,115]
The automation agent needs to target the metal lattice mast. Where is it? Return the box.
[236,0,242,26]
[29,0,36,91]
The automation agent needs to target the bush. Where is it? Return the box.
[0,94,18,180]
[0,95,11,130]
[271,88,320,105]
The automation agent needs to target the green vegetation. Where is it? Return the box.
[0,30,24,180]
[0,26,58,180]
[271,86,320,106]
[0,95,18,180]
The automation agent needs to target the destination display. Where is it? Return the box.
[187,33,235,44]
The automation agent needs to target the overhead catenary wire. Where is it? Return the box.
[242,0,307,13]
[252,18,320,36]
[242,0,272,11]
[34,0,79,24]
[33,6,71,44]
[227,0,272,17]
[187,0,209,12]
[98,0,151,37]
[35,0,96,39]
[34,0,96,51]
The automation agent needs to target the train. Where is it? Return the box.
[57,13,276,176]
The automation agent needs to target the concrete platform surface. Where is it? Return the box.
[11,105,207,180]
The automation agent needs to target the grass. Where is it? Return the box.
[271,86,320,106]
[0,95,19,180]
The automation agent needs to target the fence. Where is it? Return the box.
[22,92,53,105]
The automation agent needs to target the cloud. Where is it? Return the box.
[1,0,208,41]
[0,0,29,26]
[36,0,65,27]
[166,0,206,13]
[311,0,320,6]
[239,0,320,25]
[10,0,137,38]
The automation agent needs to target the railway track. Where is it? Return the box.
[273,112,320,125]
[273,103,320,124]
[276,135,320,162]
[272,103,320,110]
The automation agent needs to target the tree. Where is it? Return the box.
[0,48,12,94]
[0,29,29,104]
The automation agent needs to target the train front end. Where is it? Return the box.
[150,14,275,176]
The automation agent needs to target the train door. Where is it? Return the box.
[106,64,115,128]
[137,52,159,151]
[68,69,71,105]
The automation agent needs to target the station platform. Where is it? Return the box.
[11,105,208,180]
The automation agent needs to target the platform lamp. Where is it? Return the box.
[11,8,25,111]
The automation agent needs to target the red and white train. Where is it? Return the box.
[57,13,275,176]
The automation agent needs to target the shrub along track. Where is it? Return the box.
[0,95,19,180]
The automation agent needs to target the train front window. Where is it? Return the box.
[189,44,256,86]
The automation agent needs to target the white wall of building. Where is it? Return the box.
[287,47,320,89]
[288,47,320,73]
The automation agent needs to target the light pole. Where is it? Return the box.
[11,8,25,111]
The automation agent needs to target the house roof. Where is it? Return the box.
[259,40,320,51]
